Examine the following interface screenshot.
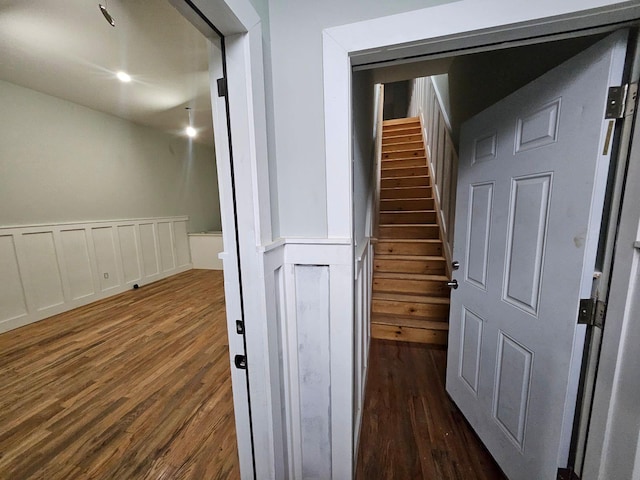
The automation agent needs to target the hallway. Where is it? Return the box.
[356,340,506,479]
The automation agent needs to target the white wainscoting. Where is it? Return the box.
[262,238,371,479]
[408,76,459,274]
[188,231,224,270]
[353,237,372,456]
[0,216,192,334]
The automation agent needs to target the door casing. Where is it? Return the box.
[327,1,640,477]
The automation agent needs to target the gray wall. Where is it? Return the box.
[248,0,280,238]
[446,35,604,144]
[352,71,376,247]
[267,0,453,237]
[0,80,221,233]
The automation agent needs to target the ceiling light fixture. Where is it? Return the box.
[185,108,197,138]
[99,3,115,27]
[116,71,131,83]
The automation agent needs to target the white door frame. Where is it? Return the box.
[173,1,281,479]
[325,0,640,475]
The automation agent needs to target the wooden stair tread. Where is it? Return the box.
[380,199,433,204]
[371,314,449,329]
[381,209,435,214]
[373,292,451,305]
[383,133,422,141]
[382,155,426,160]
[379,223,437,227]
[382,174,430,180]
[380,185,430,190]
[371,238,441,244]
[383,117,420,125]
[373,272,449,281]
[375,254,444,261]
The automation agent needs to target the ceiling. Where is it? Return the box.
[0,0,214,145]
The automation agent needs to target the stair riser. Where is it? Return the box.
[383,126,421,135]
[380,187,431,199]
[383,121,420,129]
[381,166,429,178]
[374,241,443,256]
[373,278,449,296]
[380,198,434,211]
[371,324,447,345]
[382,134,422,144]
[378,226,439,239]
[382,141,424,153]
[372,299,449,319]
[383,149,426,160]
[379,212,437,224]
[381,158,426,169]
[375,259,446,275]
[381,177,430,188]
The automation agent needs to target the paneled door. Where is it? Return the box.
[446,31,627,480]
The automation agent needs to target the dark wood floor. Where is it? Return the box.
[0,269,239,480]
[356,340,506,480]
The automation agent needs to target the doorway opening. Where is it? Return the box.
[0,0,253,477]
[355,28,636,479]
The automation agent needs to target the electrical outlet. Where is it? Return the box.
[103,272,109,279]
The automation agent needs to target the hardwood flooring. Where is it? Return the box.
[356,340,506,480]
[0,269,239,480]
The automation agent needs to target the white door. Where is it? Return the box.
[446,31,627,480]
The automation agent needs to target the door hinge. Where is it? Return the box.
[234,354,247,370]
[578,298,606,329]
[605,83,638,119]
[557,467,580,480]
[236,319,245,335]
[217,77,227,97]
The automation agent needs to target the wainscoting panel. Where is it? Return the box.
[92,226,121,292]
[139,223,159,277]
[354,238,372,453]
[0,235,28,323]
[0,216,192,334]
[272,239,355,480]
[60,228,95,301]
[173,220,191,268]
[21,231,65,311]
[158,222,176,273]
[118,225,142,285]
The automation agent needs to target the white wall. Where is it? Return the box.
[0,79,220,233]
[267,0,455,237]
[351,70,376,247]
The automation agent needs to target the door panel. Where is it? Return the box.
[447,31,627,479]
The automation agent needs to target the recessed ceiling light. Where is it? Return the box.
[185,126,197,138]
[116,71,131,83]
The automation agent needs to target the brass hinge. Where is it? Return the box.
[606,83,638,119]
[577,298,606,329]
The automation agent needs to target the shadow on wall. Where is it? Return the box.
[445,34,606,144]
[383,80,411,120]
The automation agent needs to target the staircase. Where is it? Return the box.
[371,117,450,345]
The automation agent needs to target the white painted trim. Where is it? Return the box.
[186,0,278,477]
[324,31,353,239]
[329,1,639,64]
